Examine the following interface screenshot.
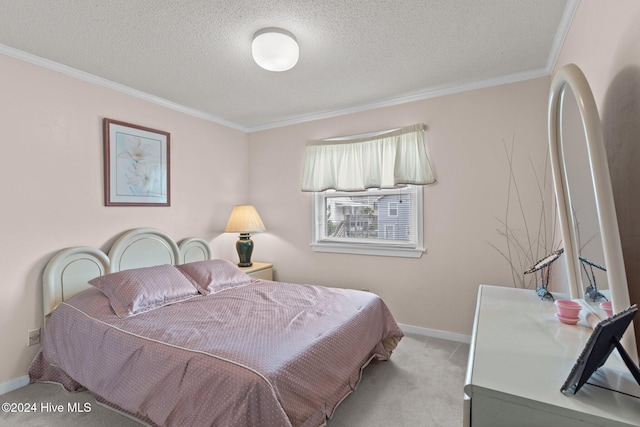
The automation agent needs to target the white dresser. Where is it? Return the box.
[464,285,640,427]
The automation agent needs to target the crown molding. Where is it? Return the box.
[545,0,580,75]
[0,44,248,132]
[4,15,575,136]
[247,67,549,132]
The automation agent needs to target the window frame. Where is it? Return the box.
[310,185,425,258]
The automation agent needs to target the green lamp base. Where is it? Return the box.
[236,233,254,267]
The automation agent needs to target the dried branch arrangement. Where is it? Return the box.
[487,137,561,289]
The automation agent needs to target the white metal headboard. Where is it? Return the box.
[43,228,212,317]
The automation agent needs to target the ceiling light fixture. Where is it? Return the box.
[252,27,299,72]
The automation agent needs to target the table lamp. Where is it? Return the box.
[224,205,266,267]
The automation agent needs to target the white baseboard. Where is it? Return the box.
[399,323,471,344]
[0,375,29,396]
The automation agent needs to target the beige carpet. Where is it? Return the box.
[328,334,469,426]
[0,334,469,427]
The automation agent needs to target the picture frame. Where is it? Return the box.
[103,118,170,206]
[561,304,639,395]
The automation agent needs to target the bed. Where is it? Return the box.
[29,228,403,426]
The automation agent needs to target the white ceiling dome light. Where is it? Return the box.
[252,28,299,72]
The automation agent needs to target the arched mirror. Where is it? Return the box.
[559,84,609,300]
[548,63,637,361]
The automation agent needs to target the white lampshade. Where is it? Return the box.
[252,28,299,72]
[224,205,266,233]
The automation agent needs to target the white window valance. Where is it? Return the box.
[301,124,436,192]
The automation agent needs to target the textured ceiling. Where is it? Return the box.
[0,0,574,131]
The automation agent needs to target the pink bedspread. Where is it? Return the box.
[30,280,403,426]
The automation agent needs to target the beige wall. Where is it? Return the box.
[554,0,640,355]
[0,54,248,386]
[248,77,552,337]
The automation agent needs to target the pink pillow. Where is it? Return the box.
[176,259,252,295]
[89,264,199,318]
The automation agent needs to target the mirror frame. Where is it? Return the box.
[548,63,637,361]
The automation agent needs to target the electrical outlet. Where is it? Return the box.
[28,328,41,346]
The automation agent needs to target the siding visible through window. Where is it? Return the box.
[311,185,425,258]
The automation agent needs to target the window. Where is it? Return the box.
[389,202,398,216]
[311,185,424,258]
[302,123,434,258]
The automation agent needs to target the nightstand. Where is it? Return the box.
[239,262,273,280]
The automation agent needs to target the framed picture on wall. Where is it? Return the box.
[103,118,170,206]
